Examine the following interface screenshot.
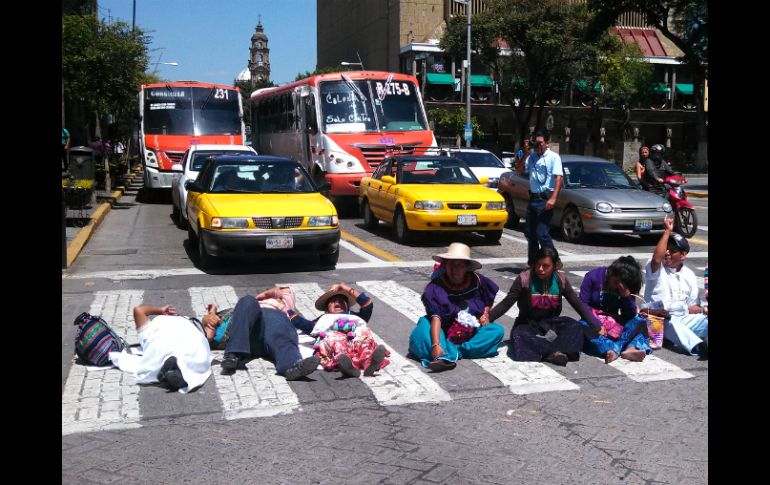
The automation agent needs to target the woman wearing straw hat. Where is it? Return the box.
[408,243,505,372]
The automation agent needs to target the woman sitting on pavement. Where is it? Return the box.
[488,246,605,366]
[409,243,505,372]
[579,256,651,363]
[287,283,391,378]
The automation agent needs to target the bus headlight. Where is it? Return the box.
[144,149,158,168]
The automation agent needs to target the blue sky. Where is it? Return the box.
[98,0,317,86]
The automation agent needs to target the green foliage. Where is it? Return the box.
[427,107,483,140]
[234,78,276,128]
[595,38,653,105]
[62,15,151,139]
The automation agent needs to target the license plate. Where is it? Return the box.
[457,214,477,226]
[266,236,293,249]
[634,219,653,231]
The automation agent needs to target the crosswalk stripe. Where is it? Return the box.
[291,282,451,406]
[357,280,579,395]
[602,355,694,382]
[188,286,301,420]
[62,290,144,435]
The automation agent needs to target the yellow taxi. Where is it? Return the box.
[359,155,507,243]
[185,155,340,269]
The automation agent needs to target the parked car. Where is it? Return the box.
[438,147,511,188]
[185,155,340,269]
[498,155,672,242]
[359,155,508,243]
[171,144,257,229]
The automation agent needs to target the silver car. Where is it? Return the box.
[498,155,672,242]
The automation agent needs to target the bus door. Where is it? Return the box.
[300,90,320,179]
[293,90,310,166]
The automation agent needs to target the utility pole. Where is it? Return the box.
[465,0,472,147]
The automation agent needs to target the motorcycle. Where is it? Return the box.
[662,174,697,238]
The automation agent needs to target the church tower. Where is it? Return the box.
[248,19,270,84]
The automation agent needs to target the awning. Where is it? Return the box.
[675,83,694,95]
[470,75,494,87]
[651,82,671,94]
[609,27,669,57]
[426,73,454,85]
[575,80,602,92]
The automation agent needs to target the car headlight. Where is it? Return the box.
[486,201,505,210]
[414,201,443,210]
[211,217,249,229]
[596,201,614,213]
[661,202,672,212]
[308,215,338,226]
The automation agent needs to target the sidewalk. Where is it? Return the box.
[63,166,144,269]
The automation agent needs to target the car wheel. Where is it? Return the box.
[504,195,519,229]
[560,207,585,243]
[362,199,378,229]
[319,248,340,268]
[187,225,197,245]
[484,230,503,243]
[394,208,412,244]
[674,207,698,238]
[198,233,215,270]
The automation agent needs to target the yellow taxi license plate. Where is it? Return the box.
[457,215,477,226]
[266,237,293,249]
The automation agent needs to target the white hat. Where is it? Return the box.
[432,242,481,270]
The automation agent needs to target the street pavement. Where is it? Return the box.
[62,174,708,484]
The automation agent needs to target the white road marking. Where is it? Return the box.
[62,290,144,435]
[501,233,528,245]
[699,226,708,231]
[494,291,520,319]
[601,354,693,383]
[188,286,302,420]
[295,281,451,405]
[358,280,579,395]
[339,239,384,263]
[570,271,588,278]
[64,252,709,281]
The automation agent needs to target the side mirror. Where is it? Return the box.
[171,163,183,172]
[478,177,489,185]
[381,175,396,185]
[185,180,203,192]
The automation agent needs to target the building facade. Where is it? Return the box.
[248,21,271,84]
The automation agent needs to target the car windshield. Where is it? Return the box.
[397,158,479,184]
[191,150,251,171]
[209,163,316,194]
[450,151,505,168]
[319,78,428,133]
[563,162,635,189]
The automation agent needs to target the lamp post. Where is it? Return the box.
[453,0,472,147]
[340,61,364,70]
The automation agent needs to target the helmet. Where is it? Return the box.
[650,144,665,162]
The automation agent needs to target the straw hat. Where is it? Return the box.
[432,242,482,270]
[314,286,356,311]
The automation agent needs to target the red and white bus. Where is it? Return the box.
[138,81,246,189]
[249,71,436,204]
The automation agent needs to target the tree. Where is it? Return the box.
[234,78,276,132]
[62,15,151,143]
[588,0,708,169]
[428,107,483,144]
[294,65,345,81]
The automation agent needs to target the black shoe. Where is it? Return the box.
[284,355,321,381]
[221,353,240,375]
[337,354,361,378]
[428,358,456,372]
[694,338,708,359]
[158,356,188,390]
[544,352,568,366]
[364,345,387,377]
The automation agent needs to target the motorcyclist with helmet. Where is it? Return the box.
[642,144,684,194]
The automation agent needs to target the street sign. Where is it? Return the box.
[464,124,473,143]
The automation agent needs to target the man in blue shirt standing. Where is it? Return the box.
[502,132,563,265]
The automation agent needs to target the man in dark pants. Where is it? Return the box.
[217,290,320,380]
[501,132,563,265]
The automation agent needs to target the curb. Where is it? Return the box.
[65,166,143,268]
[687,191,708,198]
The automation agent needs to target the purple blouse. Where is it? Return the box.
[422,272,499,331]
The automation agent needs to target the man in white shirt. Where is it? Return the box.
[644,216,708,357]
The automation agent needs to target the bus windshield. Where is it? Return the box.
[144,86,241,136]
[319,79,428,134]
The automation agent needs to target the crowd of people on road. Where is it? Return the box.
[95,130,706,393]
